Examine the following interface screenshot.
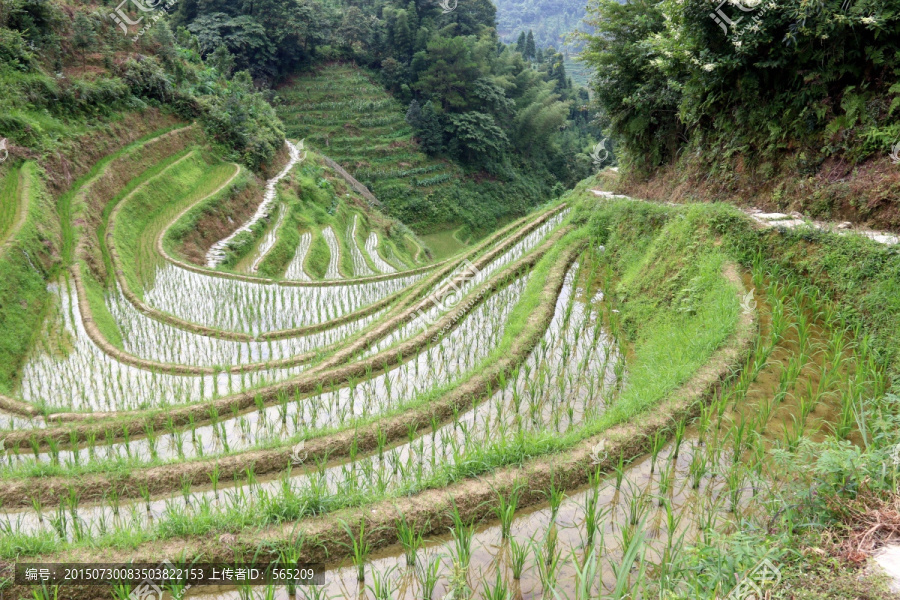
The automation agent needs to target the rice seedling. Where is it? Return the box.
[396,513,425,566]
[483,570,510,600]
[449,502,475,573]
[494,486,520,539]
[672,419,687,460]
[367,564,398,600]
[509,536,529,580]
[547,479,565,522]
[339,520,373,582]
[415,554,442,599]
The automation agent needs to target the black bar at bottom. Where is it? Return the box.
[15,563,325,586]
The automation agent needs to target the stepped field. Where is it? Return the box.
[1,119,899,600]
[276,64,464,229]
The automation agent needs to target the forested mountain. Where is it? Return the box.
[493,0,588,50]
[169,0,598,188]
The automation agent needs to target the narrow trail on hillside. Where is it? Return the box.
[591,189,900,245]
[206,140,305,268]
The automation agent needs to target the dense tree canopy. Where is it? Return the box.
[168,0,600,183]
[584,0,900,172]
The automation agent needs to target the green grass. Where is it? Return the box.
[420,228,471,260]
[305,229,330,279]
[568,183,900,598]
[0,165,22,245]
[256,194,302,278]
[114,153,239,288]
[163,169,255,261]
[77,270,123,348]
[253,152,421,279]
[58,125,185,267]
[0,161,60,394]
[99,148,199,290]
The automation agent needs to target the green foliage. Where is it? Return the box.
[164,170,253,252]
[582,0,678,171]
[304,230,330,279]
[0,6,283,170]
[584,0,900,172]
[167,0,600,209]
[173,0,330,81]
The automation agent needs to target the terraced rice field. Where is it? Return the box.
[276,64,461,221]
[1,121,895,600]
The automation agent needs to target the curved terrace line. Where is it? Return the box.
[1,211,569,445]
[0,232,580,512]
[0,249,754,581]
[0,163,31,256]
[157,158,444,288]
[0,206,569,422]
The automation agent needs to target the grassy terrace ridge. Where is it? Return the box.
[0,163,28,252]
[0,160,60,398]
[159,151,436,287]
[0,204,568,431]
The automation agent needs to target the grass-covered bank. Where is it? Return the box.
[574,176,900,374]
[0,162,60,394]
[569,179,900,597]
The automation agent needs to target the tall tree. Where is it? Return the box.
[210,43,235,78]
[392,10,412,60]
[72,12,95,67]
[524,30,536,59]
[515,31,526,54]
[418,100,444,154]
[412,35,481,110]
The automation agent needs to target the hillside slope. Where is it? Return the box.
[277,63,555,232]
